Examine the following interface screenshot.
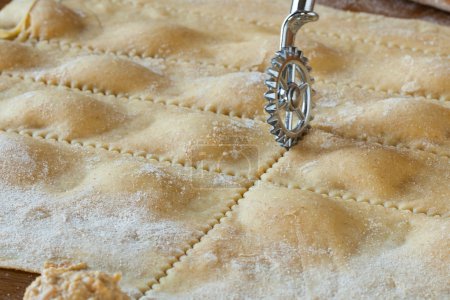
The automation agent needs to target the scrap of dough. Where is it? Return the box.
[23,262,130,300]
[0,0,37,39]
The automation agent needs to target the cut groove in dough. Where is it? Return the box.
[314,98,450,157]
[1,71,445,162]
[263,177,447,218]
[119,0,448,57]
[316,125,450,160]
[17,37,446,103]
[38,55,166,95]
[89,21,213,58]
[0,71,255,122]
[0,74,282,179]
[301,27,447,57]
[0,127,258,181]
[6,0,445,103]
[317,78,447,103]
[146,183,450,299]
[145,149,287,292]
[25,38,238,71]
[0,66,260,122]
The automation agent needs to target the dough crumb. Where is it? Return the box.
[23,262,130,300]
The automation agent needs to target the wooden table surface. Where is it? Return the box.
[0,269,37,300]
[0,0,448,299]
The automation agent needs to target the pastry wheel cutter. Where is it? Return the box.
[264,0,318,149]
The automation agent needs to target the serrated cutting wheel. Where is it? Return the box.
[264,1,319,149]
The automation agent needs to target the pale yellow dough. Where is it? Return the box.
[24,262,130,300]
[0,0,448,299]
[148,183,450,299]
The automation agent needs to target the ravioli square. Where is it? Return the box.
[0,132,251,294]
[263,129,450,217]
[0,77,282,179]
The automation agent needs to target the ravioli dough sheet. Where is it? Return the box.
[0,0,448,298]
[148,183,449,299]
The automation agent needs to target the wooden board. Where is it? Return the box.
[0,0,448,298]
[0,269,37,300]
[0,0,10,9]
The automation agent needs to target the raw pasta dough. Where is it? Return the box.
[0,0,448,298]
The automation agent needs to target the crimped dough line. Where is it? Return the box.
[4,125,446,288]
[315,77,448,103]
[0,70,264,120]
[301,27,449,57]
[144,150,288,296]
[0,126,252,292]
[19,38,448,103]
[0,127,257,180]
[110,0,449,58]
[144,148,447,299]
[22,38,242,72]
[144,190,247,287]
[314,125,450,160]
[261,177,448,218]
[2,71,448,162]
[0,125,286,295]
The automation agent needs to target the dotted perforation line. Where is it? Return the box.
[301,27,449,58]
[22,38,244,72]
[12,1,449,103]
[314,125,450,160]
[108,0,273,29]
[144,190,248,288]
[316,77,448,104]
[21,37,448,104]
[1,71,448,162]
[0,70,265,121]
[262,177,448,219]
[0,127,259,181]
[142,149,288,296]
[108,0,449,58]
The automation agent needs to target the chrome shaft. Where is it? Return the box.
[281,0,318,48]
[291,0,315,13]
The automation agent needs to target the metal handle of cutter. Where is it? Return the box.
[291,0,315,13]
[281,0,318,48]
